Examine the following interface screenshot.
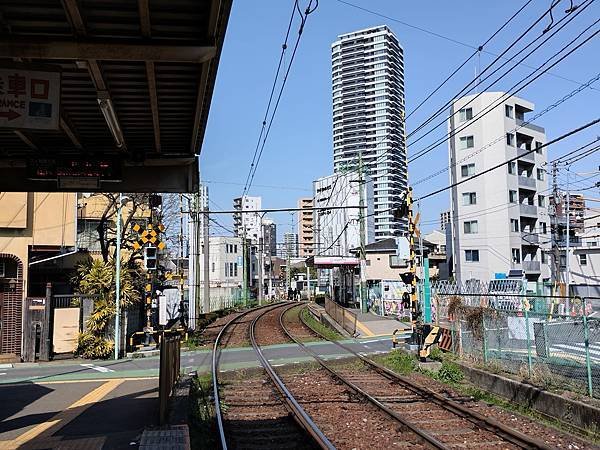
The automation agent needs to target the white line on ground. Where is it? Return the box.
[553,344,600,357]
[80,363,115,373]
[0,373,6,376]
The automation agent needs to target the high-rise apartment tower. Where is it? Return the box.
[332,25,407,239]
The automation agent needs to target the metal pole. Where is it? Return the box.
[565,174,571,313]
[358,151,367,313]
[203,205,210,314]
[306,264,311,301]
[583,296,593,397]
[524,303,532,378]
[258,235,264,306]
[115,193,122,360]
[243,228,248,306]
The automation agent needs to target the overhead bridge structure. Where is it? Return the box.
[0,0,232,192]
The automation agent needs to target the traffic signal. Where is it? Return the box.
[402,292,411,309]
[393,189,410,221]
[400,271,414,285]
[144,246,158,270]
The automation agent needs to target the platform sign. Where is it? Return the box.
[0,67,60,130]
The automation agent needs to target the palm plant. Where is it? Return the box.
[74,258,141,359]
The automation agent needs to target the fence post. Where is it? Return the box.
[582,298,593,397]
[524,306,532,378]
[482,313,488,364]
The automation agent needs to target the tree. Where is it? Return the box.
[74,258,141,359]
[90,193,151,264]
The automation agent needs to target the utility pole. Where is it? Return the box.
[550,162,561,287]
[407,188,420,346]
[358,151,367,313]
[242,227,248,305]
[565,172,571,312]
[258,234,264,306]
[203,204,210,314]
[114,193,122,360]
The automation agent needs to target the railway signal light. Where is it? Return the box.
[144,246,158,271]
[392,189,411,221]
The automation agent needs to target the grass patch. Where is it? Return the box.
[300,308,343,341]
[189,373,217,449]
[376,349,417,375]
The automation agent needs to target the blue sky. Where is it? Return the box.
[201,0,600,239]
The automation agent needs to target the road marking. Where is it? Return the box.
[0,373,5,376]
[355,320,375,337]
[2,379,123,449]
[80,363,115,373]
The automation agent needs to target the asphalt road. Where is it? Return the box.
[0,335,400,449]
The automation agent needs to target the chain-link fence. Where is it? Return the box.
[438,294,600,398]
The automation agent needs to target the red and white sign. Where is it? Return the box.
[0,68,60,130]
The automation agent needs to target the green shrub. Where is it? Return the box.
[75,332,114,359]
[435,360,464,384]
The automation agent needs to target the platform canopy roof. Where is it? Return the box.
[0,0,232,192]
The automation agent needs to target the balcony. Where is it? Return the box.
[519,204,538,217]
[522,260,541,273]
[517,148,535,162]
[516,118,545,133]
[521,232,539,246]
[518,176,536,189]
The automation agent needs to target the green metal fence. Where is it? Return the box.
[451,301,599,398]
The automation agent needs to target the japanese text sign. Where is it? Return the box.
[0,68,60,130]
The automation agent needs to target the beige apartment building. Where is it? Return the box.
[298,197,314,258]
[0,192,77,359]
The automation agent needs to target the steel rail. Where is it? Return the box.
[212,302,284,450]
[279,304,449,449]
[297,305,554,450]
[250,303,336,450]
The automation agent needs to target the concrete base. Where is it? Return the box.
[459,363,600,435]
[126,348,160,358]
[404,343,419,352]
[418,361,442,373]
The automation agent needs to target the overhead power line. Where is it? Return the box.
[408,9,598,163]
[409,19,600,164]
[415,117,600,202]
[244,0,318,195]
[335,0,597,91]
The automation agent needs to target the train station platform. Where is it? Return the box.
[350,309,412,338]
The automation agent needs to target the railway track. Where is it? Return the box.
[279,303,556,450]
[212,302,333,450]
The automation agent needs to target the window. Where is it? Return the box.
[462,192,477,205]
[465,250,480,262]
[234,263,238,276]
[459,107,473,122]
[459,135,474,150]
[541,252,548,263]
[579,254,587,266]
[225,263,229,277]
[505,104,514,118]
[464,220,478,234]
[512,248,521,264]
[211,262,215,273]
[509,190,517,203]
[461,163,475,177]
[540,221,547,234]
[389,255,405,268]
[537,168,545,181]
[506,133,515,146]
[234,245,238,253]
[535,141,543,154]
[508,161,516,174]
[511,218,519,232]
[538,195,545,207]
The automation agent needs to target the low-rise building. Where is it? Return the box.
[0,192,77,360]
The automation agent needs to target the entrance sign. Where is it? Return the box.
[0,68,60,130]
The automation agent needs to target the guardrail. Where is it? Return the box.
[159,330,182,425]
[324,298,357,336]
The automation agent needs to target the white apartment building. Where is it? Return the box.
[233,195,262,243]
[332,25,407,239]
[198,236,243,287]
[281,232,299,259]
[449,92,551,283]
[298,198,315,257]
[313,172,374,256]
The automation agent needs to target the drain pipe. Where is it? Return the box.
[29,194,79,266]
